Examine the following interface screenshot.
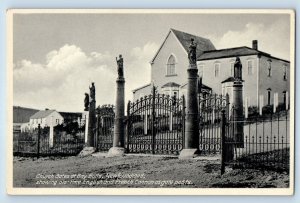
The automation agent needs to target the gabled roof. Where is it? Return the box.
[161,82,181,88]
[198,46,266,61]
[198,46,290,63]
[181,82,212,91]
[150,28,216,63]
[30,110,56,119]
[171,29,216,58]
[221,77,236,83]
[221,77,245,84]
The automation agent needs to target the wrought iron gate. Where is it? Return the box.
[127,86,185,155]
[198,94,229,154]
[95,104,114,152]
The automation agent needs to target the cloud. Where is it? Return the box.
[13,42,159,112]
[124,42,159,103]
[209,19,290,60]
[14,44,116,112]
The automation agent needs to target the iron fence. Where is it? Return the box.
[221,108,290,173]
[13,125,85,157]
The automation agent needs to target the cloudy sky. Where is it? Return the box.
[13,12,291,112]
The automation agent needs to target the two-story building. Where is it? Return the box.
[132,28,290,109]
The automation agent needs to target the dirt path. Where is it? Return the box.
[13,154,289,188]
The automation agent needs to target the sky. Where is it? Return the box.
[12,12,291,112]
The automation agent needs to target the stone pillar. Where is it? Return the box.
[179,64,199,159]
[244,97,248,119]
[49,116,54,148]
[84,112,89,143]
[108,55,125,157]
[232,81,244,147]
[87,100,96,147]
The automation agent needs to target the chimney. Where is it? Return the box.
[252,40,258,50]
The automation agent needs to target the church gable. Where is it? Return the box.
[150,28,216,64]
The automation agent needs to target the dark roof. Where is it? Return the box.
[171,28,216,59]
[221,77,236,83]
[198,46,266,61]
[30,110,56,119]
[161,82,181,88]
[59,112,82,119]
[221,77,245,83]
[13,106,39,123]
[150,28,215,63]
[181,82,212,91]
[198,46,290,63]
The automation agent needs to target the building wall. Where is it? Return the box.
[133,84,153,101]
[198,55,258,106]
[30,111,64,129]
[258,55,290,107]
[151,31,189,91]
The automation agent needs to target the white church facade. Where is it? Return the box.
[132,28,290,109]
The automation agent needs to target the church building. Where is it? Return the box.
[132,28,290,109]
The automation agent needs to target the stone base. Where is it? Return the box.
[179,148,199,159]
[78,147,96,157]
[107,147,125,157]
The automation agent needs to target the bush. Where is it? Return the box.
[247,106,259,118]
[262,105,273,115]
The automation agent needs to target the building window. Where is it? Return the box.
[247,60,253,75]
[267,88,272,105]
[268,59,272,77]
[214,63,220,77]
[283,65,287,80]
[166,55,176,76]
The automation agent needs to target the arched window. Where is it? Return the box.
[166,55,176,76]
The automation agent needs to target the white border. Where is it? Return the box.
[6,9,295,196]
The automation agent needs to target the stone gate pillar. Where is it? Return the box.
[232,56,244,148]
[108,54,125,157]
[179,38,199,159]
[87,82,96,147]
[232,81,244,147]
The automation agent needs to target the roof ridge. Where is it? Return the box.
[203,46,250,53]
[30,109,56,119]
[170,28,211,42]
